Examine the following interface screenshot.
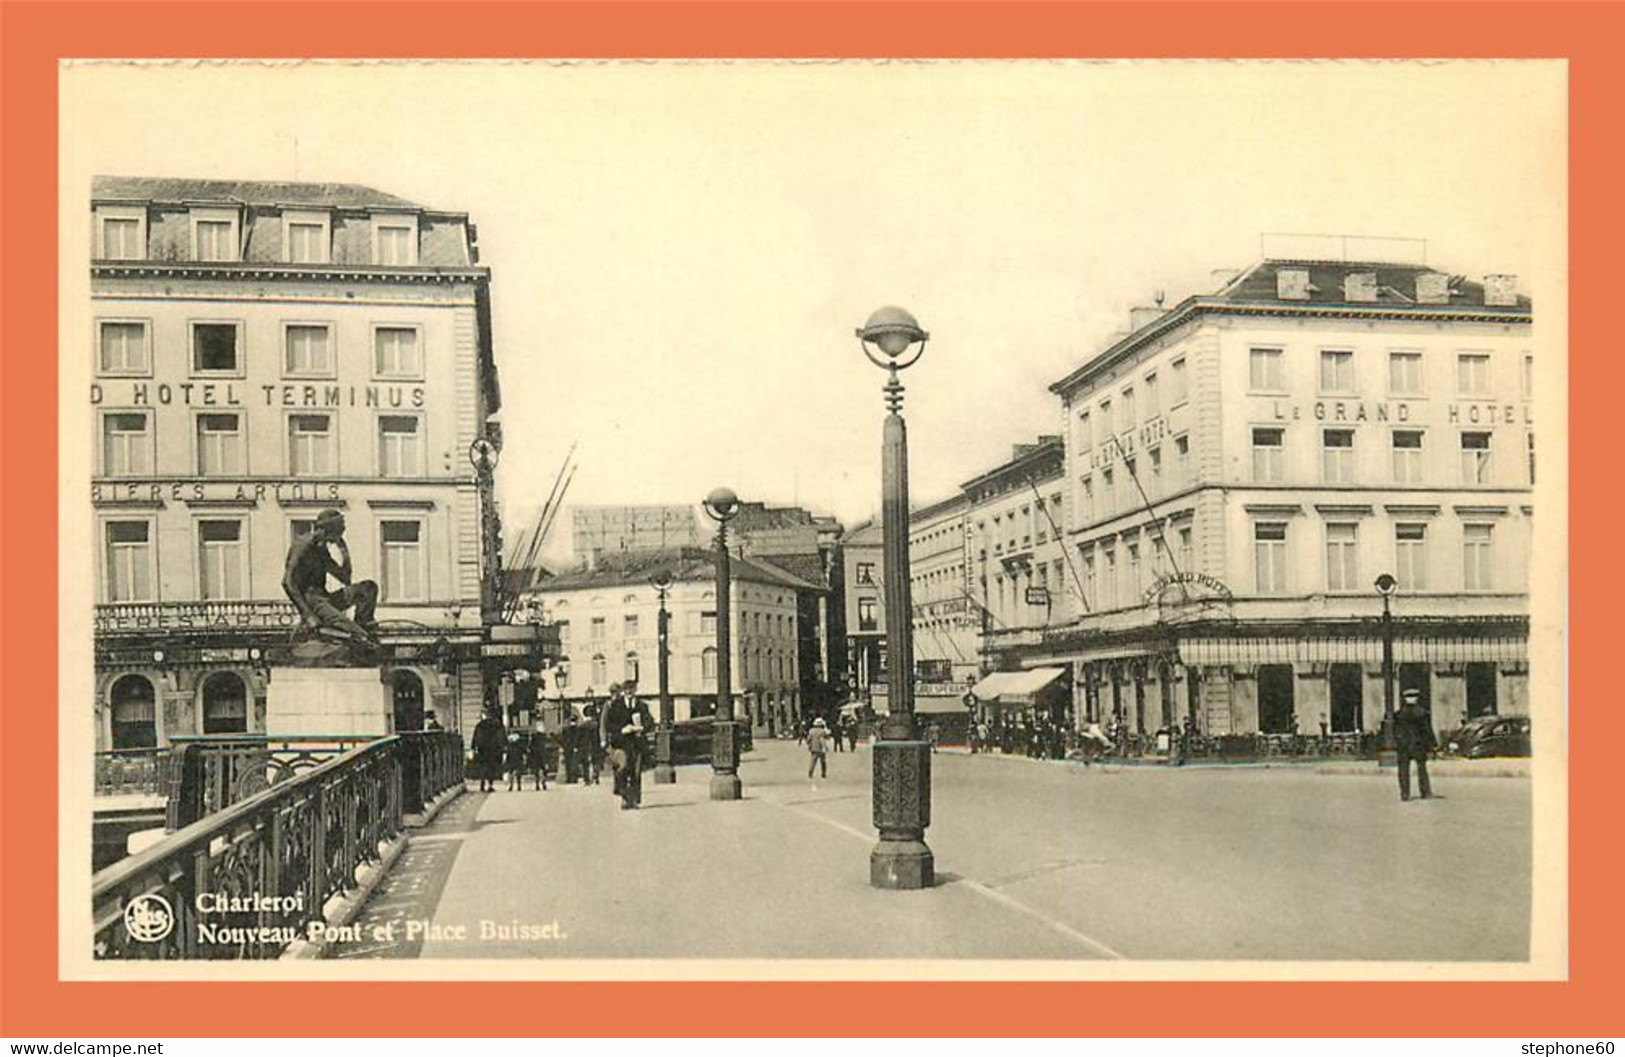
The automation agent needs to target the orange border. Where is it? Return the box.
[3,0,1619,1038]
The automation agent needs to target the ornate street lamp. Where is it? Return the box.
[704,486,742,801]
[650,568,677,784]
[1375,572,1399,765]
[857,305,934,890]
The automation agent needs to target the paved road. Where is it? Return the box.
[331,740,1529,962]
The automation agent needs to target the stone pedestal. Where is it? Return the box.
[266,667,393,738]
[870,740,934,889]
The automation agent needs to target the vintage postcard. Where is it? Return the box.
[57,57,1567,982]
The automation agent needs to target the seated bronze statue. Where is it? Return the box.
[282,509,380,651]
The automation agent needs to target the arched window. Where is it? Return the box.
[701,647,718,682]
[591,654,607,687]
[200,671,248,734]
[109,674,157,749]
[624,652,640,685]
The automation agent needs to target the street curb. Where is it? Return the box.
[945,747,1530,777]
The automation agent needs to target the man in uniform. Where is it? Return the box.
[282,509,379,645]
[1394,687,1437,801]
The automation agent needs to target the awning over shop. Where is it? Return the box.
[1178,633,1528,667]
[970,672,1017,699]
[971,667,1067,701]
[916,694,971,715]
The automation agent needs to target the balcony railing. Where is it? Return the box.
[95,748,165,798]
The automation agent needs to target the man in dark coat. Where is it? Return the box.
[1394,688,1437,801]
[604,689,655,809]
[470,707,507,793]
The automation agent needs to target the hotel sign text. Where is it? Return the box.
[92,382,426,409]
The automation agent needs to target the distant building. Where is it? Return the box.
[529,547,822,728]
[1036,257,1532,738]
[731,501,847,720]
[840,520,885,700]
[962,437,1071,676]
[89,175,503,743]
[571,504,699,565]
[907,493,975,687]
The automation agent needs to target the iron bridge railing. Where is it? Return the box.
[92,730,464,960]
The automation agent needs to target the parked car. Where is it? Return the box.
[1446,715,1531,758]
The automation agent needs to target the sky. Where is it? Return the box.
[62,59,1564,567]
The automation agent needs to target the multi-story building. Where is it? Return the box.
[729,501,848,722]
[963,437,1073,668]
[531,547,818,729]
[840,520,885,700]
[1033,258,1532,738]
[908,493,976,687]
[90,176,503,746]
[571,504,699,565]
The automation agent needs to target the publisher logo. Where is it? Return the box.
[124,893,174,943]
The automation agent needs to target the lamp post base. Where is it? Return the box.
[871,839,934,890]
[653,729,676,784]
[709,719,742,800]
[870,739,934,890]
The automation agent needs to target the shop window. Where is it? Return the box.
[1257,664,1295,733]
[109,674,157,749]
[1466,662,1499,719]
[200,671,249,734]
[1330,663,1363,733]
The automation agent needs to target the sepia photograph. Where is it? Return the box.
[58,56,1566,979]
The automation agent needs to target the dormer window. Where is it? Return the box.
[190,207,240,262]
[372,213,419,266]
[96,207,147,260]
[1276,268,1312,301]
[1415,272,1451,304]
[283,210,331,265]
[1344,272,1378,303]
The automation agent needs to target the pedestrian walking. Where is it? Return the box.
[831,713,845,753]
[806,716,831,779]
[605,689,655,809]
[504,733,527,791]
[526,729,551,791]
[470,706,506,793]
[1394,688,1437,802]
[846,713,860,752]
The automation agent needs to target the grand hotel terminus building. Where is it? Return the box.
[993,257,1534,740]
[89,176,505,749]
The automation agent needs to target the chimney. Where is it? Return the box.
[1128,305,1165,331]
[1415,272,1452,305]
[1344,272,1379,303]
[1276,268,1312,301]
[1484,274,1519,307]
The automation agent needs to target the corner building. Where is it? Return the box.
[89,176,502,747]
[1036,259,1533,739]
